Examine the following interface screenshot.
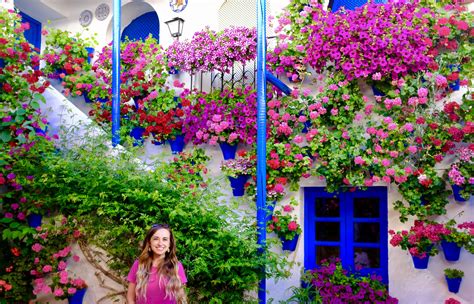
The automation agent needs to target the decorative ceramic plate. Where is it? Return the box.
[79,10,93,27]
[95,3,110,21]
[169,0,188,13]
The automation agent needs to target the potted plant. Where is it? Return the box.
[267,199,301,251]
[0,8,49,107]
[444,268,463,293]
[389,220,450,269]
[447,146,473,202]
[441,220,474,261]
[38,270,88,303]
[298,258,398,303]
[41,27,96,79]
[221,150,255,196]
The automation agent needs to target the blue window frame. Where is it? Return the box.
[19,11,41,51]
[304,187,388,284]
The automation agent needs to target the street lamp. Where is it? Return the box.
[165,17,184,40]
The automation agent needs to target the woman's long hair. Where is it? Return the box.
[135,224,186,303]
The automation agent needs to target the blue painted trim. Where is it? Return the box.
[304,187,388,284]
[19,12,41,51]
[331,0,386,12]
[112,0,121,146]
[265,70,291,95]
[121,11,160,42]
[256,0,267,303]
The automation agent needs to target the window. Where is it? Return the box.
[304,187,388,283]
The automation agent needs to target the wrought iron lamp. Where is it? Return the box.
[164,17,184,40]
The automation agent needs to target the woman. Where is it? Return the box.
[127,224,187,304]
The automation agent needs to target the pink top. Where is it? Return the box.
[127,260,187,304]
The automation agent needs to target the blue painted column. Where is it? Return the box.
[256,0,267,303]
[112,0,121,146]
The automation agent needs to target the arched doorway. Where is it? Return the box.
[121,11,160,42]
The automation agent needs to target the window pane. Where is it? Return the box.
[316,222,340,241]
[353,198,379,218]
[316,246,340,265]
[354,247,380,269]
[315,197,340,217]
[354,223,380,243]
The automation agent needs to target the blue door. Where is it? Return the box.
[329,0,385,11]
[121,11,160,42]
[304,187,388,284]
[19,12,41,51]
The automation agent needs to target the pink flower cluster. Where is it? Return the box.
[306,1,433,80]
[389,220,451,258]
[166,26,256,73]
[182,86,257,145]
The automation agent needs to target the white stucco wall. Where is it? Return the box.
[14,1,474,303]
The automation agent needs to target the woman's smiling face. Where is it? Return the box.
[149,228,171,258]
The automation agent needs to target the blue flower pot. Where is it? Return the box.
[371,85,385,97]
[266,201,276,223]
[0,58,5,68]
[445,277,462,293]
[411,254,430,269]
[97,97,108,103]
[280,234,299,252]
[169,67,180,75]
[85,47,94,64]
[219,142,238,160]
[168,135,185,154]
[129,127,145,147]
[441,240,461,262]
[56,68,67,79]
[451,184,467,202]
[447,64,461,91]
[302,120,312,133]
[27,213,42,228]
[68,288,87,304]
[83,92,93,103]
[449,79,460,91]
[228,175,249,196]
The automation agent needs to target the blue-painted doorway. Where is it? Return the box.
[304,187,389,284]
[121,11,160,42]
[19,11,41,51]
[328,0,386,12]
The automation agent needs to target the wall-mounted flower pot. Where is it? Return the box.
[441,240,461,262]
[371,85,385,97]
[85,47,94,64]
[129,127,145,147]
[445,277,462,293]
[83,92,93,103]
[68,287,87,304]
[27,213,42,228]
[280,234,299,251]
[265,201,276,223]
[302,120,312,133]
[451,184,467,202]
[449,80,460,91]
[228,175,249,196]
[411,254,430,269]
[169,67,179,75]
[219,142,238,160]
[168,135,185,154]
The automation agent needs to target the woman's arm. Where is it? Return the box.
[127,282,137,304]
